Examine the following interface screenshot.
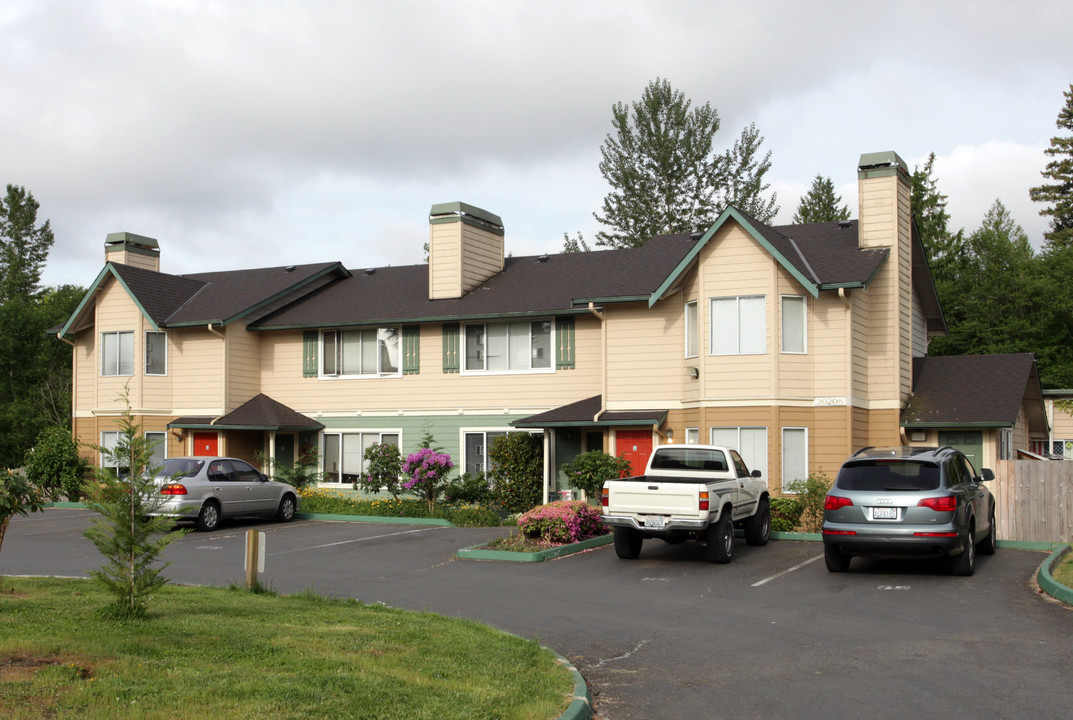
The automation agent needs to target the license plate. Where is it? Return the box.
[644,516,666,529]
[872,507,897,520]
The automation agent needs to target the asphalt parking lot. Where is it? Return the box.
[3,509,1072,719]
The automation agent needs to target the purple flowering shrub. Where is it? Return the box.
[401,447,454,512]
[517,501,606,544]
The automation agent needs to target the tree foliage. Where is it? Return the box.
[793,174,851,224]
[0,468,47,575]
[0,185,82,468]
[24,425,88,501]
[488,432,543,513]
[560,450,631,503]
[593,78,777,248]
[83,404,186,618]
[1029,84,1073,252]
[911,153,964,284]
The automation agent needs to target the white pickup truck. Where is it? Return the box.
[600,444,770,562]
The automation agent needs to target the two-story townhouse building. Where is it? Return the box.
[61,151,1049,497]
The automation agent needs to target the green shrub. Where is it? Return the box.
[783,472,832,532]
[357,442,404,498]
[560,450,631,503]
[442,472,494,505]
[23,425,88,500]
[488,433,543,513]
[770,496,804,532]
[256,447,322,490]
[442,504,502,527]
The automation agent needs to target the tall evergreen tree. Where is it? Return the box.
[0,186,57,467]
[594,78,722,249]
[793,174,851,224]
[715,122,779,223]
[1029,84,1073,251]
[910,153,963,288]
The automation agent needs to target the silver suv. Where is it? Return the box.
[822,446,996,575]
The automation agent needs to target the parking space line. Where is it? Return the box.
[751,554,824,587]
[269,526,445,556]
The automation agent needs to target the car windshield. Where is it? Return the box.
[156,458,205,478]
[649,448,728,472]
[836,460,940,492]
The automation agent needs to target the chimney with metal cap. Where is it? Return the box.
[427,202,504,300]
[104,232,160,272]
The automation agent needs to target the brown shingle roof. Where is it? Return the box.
[513,395,668,428]
[169,395,322,430]
[903,353,1044,428]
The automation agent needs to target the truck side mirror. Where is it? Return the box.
[751,469,762,478]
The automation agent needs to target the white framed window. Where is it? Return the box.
[781,296,807,354]
[101,331,134,377]
[710,296,765,355]
[100,431,121,468]
[711,427,768,478]
[685,427,699,445]
[462,429,543,476]
[685,300,698,358]
[145,331,167,376]
[146,431,167,471]
[781,427,809,493]
[998,429,1013,461]
[322,328,400,377]
[463,320,553,373]
[321,431,400,483]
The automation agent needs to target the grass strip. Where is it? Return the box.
[0,577,571,720]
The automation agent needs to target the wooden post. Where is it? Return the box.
[245,529,259,589]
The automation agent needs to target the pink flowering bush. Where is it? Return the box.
[401,447,454,512]
[517,501,606,544]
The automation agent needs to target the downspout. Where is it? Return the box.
[207,324,227,449]
[57,333,76,439]
[588,302,606,422]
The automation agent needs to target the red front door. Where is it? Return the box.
[616,429,653,477]
[193,432,218,457]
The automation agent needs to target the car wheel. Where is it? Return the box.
[195,501,221,532]
[613,528,643,559]
[276,495,296,523]
[744,499,771,546]
[950,522,976,576]
[705,512,733,564]
[824,543,851,573]
[978,507,997,556]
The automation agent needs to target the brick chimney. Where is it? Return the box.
[105,232,160,272]
[428,202,504,300]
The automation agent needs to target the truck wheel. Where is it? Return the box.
[744,499,771,546]
[613,528,643,559]
[705,513,733,564]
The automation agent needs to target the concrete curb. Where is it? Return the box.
[1037,544,1073,606]
[552,650,593,720]
[457,534,613,562]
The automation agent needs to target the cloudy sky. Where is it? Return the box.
[3,1,1070,288]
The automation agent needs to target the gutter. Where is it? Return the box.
[207,323,227,427]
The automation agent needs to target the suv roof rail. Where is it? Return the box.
[934,445,955,455]
[851,446,875,457]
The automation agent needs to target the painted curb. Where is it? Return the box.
[1038,544,1073,606]
[553,651,593,720]
[458,534,613,562]
[294,512,454,527]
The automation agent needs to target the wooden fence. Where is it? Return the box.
[992,460,1073,544]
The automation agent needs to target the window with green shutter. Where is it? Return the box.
[302,330,318,377]
[402,325,420,375]
[556,317,575,369]
[442,323,460,373]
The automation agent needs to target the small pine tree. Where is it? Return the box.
[793,174,851,224]
[83,404,186,617]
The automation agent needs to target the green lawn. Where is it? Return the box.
[1054,547,1073,588]
[0,578,571,720]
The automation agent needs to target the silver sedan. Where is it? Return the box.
[150,456,300,532]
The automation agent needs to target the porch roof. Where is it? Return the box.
[168,394,323,431]
[512,395,667,429]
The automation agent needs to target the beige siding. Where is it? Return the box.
[428,223,462,299]
[605,302,681,406]
[94,278,144,411]
[168,328,225,413]
[460,224,503,292]
[227,326,262,411]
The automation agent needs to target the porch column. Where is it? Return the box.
[543,430,552,505]
[268,430,277,479]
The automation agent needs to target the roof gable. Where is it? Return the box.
[903,353,1047,431]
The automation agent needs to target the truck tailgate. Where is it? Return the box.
[607,480,701,516]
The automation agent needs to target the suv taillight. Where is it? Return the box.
[918,495,956,512]
[825,495,853,510]
[601,488,609,507]
[160,483,188,496]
